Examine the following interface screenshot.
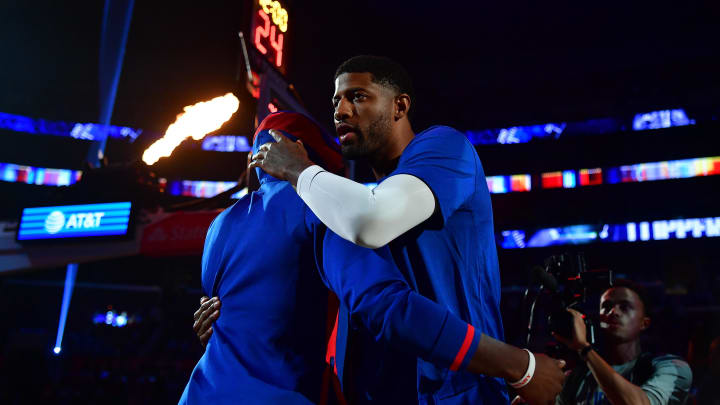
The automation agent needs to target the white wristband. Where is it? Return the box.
[509,349,536,389]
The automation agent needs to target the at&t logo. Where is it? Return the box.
[44,211,66,234]
[44,211,105,234]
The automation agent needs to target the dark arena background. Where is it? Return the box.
[1,1,719,403]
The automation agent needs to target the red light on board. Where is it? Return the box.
[269,26,283,67]
[510,175,531,192]
[254,10,269,55]
[247,71,261,99]
[711,159,720,175]
[541,172,563,189]
[579,168,603,186]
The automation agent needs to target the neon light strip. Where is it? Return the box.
[499,216,720,249]
[0,162,82,186]
[0,112,141,141]
[487,156,720,194]
[467,108,695,145]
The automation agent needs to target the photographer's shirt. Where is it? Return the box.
[556,354,692,405]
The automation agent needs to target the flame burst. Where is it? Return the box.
[142,93,240,165]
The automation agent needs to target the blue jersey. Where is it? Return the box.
[386,126,510,404]
[318,231,484,404]
[179,179,328,405]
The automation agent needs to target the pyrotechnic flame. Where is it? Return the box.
[142,93,240,165]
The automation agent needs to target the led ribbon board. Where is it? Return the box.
[1,162,82,186]
[466,109,695,145]
[486,156,720,194]
[499,216,720,249]
[18,202,132,241]
[0,112,141,141]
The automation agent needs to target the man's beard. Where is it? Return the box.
[340,112,392,160]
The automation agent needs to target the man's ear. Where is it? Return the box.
[641,316,651,331]
[394,94,411,120]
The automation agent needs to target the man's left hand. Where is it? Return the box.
[552,308,590,352]
[194,296,221,349]
[248,129,314,187]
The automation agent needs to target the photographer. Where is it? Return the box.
[553,280,692,405]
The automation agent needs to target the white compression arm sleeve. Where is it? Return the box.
[296,165,436,249]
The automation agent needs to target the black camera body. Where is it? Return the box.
[538,253,612,343]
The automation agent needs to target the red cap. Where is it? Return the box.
[254,112,344,174]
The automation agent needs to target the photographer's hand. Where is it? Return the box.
[554,308,653,405]
[552,308,590,352]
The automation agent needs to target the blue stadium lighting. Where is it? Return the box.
[562,170,576,188]
[53,263,78,355]
[632,109,695,131]
[467,108,697,145]
[499,216,720,249]
[116,313,128,327]
[201,135,252,152]
[93,310,131,327]
[0,112,141,141]
[18,202,132,241]
[466,122,567,145]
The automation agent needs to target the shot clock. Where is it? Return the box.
[251,0,289,75]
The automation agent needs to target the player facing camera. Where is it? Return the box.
[521,255,693,404]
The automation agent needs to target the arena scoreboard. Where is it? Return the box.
[250,0,288,75]
[245,0,312,124]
